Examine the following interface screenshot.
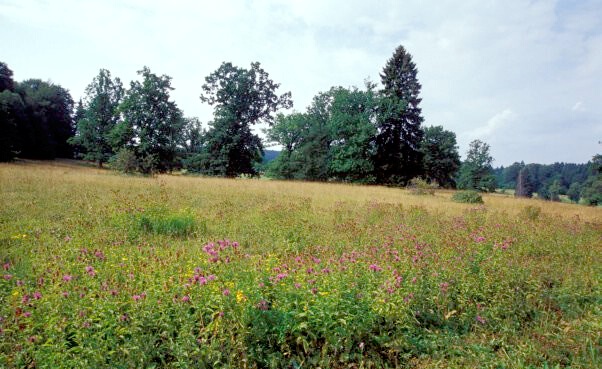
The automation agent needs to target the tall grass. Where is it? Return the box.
[0,160,600,368]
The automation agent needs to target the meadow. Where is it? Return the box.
[1,160,600,368]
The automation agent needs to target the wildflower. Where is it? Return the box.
[440,282,449,294]
[120,314,128,322]
[33,291,42,300]
[236,290,245,303]
[369,264,382,272]
[110,289,119,296]
[3,274,12,280]
[62,291,69,298]
[22,295,30,304]
[476,315,486,324]
[257,299,269,310]
[16,280,23,286]
[2,262,10,271]
[275,273,288,281]
[23,311,32,318]
[132,294,142,301]
[294,283,302,289]
[85,266,96,276]
[223,289,230,296]
[181,295,190,303]
[474,236,486,243]
[207,274,216,281]
[62,275,73,282]
[82,321,91,328]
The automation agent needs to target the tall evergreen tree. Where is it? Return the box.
[69,69,124,167]
[374,45,424,185]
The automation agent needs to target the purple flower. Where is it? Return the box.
[223,289,230,296]
[3,274,12,280]
[181,295,190,303]
[33,291,42,300]
[132,294,141,301]
[62,275,73,282]
[23,311,32,318]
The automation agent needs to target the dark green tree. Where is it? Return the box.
[0,62,23,161]
[69,69,124,167]
[199,62,292,177]
[457,139,496,192]
[15,79,74,159]
[374,45,424,185]
[117,67,184,173]
[419,125,461,188]
[0,62,14,92]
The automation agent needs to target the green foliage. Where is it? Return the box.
[0,90,25,161]
[452,190,484,203]
[327,85,378,183]
[117,67,184,173]
[109,148,139,174]
[374,45,424,185]
[198,62,292,177]
[420,125,461,188]
[457,140,496,192]
[69,69,124,167]
[13,79,75,159]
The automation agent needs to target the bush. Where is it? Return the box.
[109,148,139,173]
[452,190,483,204]
[407,178,438,195]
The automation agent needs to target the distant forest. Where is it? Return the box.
[1,45,600,205]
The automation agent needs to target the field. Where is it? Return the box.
[1,160,601,368]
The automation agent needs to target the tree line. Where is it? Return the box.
[1,45,599,204]
[494,159,601,205]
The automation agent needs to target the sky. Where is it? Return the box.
[1,0,601,166]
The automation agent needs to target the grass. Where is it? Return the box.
[1,160,601,368]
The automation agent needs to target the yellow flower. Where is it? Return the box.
[12,289,19,297]
[236,290,246,303]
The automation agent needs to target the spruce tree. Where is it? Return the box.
[374,45,424,185]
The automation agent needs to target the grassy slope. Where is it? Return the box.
[1,160,601,368]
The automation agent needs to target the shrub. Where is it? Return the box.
[109,148,139,173]
[452,190,483,204]
[407,178,438,195]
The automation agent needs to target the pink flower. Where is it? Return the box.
[223,289,230,296]
[2,262,10,271]
[207,274,216,281]
[62,291,69,298]
[474,236,486,243]
[33,291,42,300]
[132,294,141,301]
[110,289,119,296]
[120,314,128,321]
[257,299,269,311]
[181,295,190,303]
[62,275,73,282]
[294,283,301,289]
[369,264,382,272]
[3,274,12,280]
[23,311,32,318]
[476,315,486,324]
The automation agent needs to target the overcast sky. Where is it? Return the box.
[1,0,601,166]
